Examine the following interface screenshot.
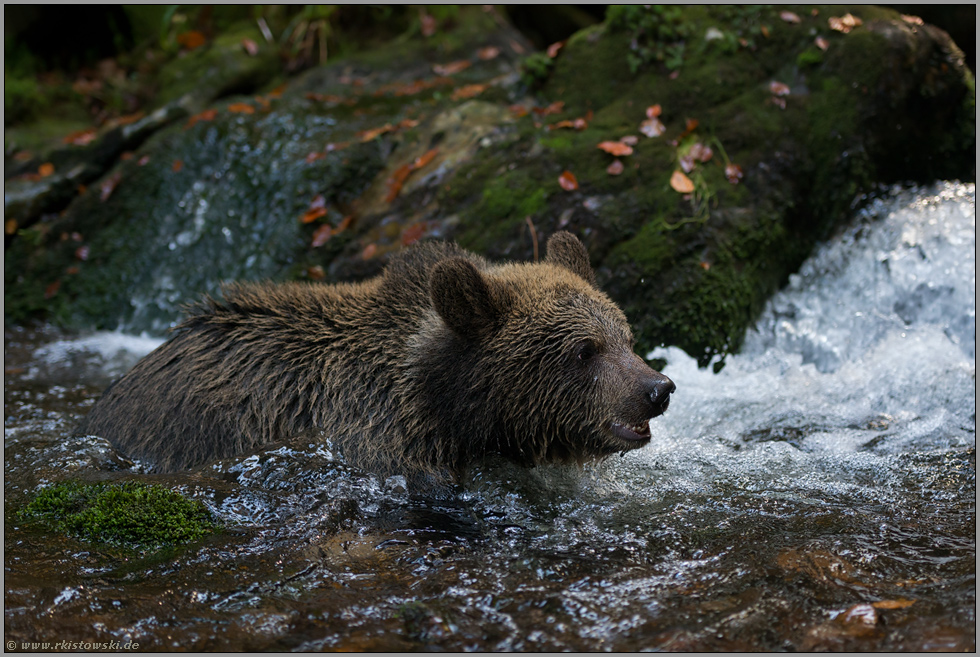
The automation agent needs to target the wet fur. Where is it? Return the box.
[78,233,673,478]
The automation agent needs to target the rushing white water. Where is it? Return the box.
[625,181,975,496]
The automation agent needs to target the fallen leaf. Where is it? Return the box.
[670,170,695,193]
[269,84,287,98]
[606,159,624,175]
[120,151,134,161]
[547,41,565,58]
[639,117,666,138]
[532,101,565,116]
[477,46,500,60]
[780,11,801,24]
[760,25,770,38]
[558,170,579,191]
[305,151,325,164]
[307,265,326,280]
[75,245,90,261]
[176,30,206,50]
[699,261,711,270]
[100,171,122,201]
[509,104,529,118]
[66,266,80,275]
[451,84,488,100]
[44,281,61,299]
[901,14,924,26]
[362,242,378,259]
[227,102,255,114]
[309,195,327,211]
[306,92,346,104]
[241,38,259,56]
[770,81,791,96]
[679,154,696,173]
[137,155,151,166]
[815,36,830,51]
[38,162,55,177]
[185,108,218,129]
[829,13,862,33]
[597,141,634,156]
[385,163,414,203]
[63,128,97,146]
[325,141,350,152]
[311,224,332,247]
[646,104,662,118]
[301,207,328,224]
[413,148,439,170]
[111,112,145,128]
[549,117,588,131]
[620,135,639,146]
[872,599,916,610]
[433,59,472,76]
[689,142,713,162]
[398,118,420,129]
[357,123,396,142]
[76,184,87,195]
[5,219,18,235]
[335,215,353,233]
[172,159,184,172]
[401,222,427,246]
[725,162,744,184]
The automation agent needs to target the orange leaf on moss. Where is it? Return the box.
[670,170,695,193]
[433,59,471,76]
[185,108,218,129]
[646,104,662,118]
[597,141,633,156]
[172,159,184,172]
[38,162,55,177]
[311,224,332,247]
[558,170,579,191]
[606,159,624,176]
[451,84,488,100]
[362,243,378,259]
[63,128,97,146]
[227,102,255,114]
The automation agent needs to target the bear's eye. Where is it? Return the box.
[575,341,598,362]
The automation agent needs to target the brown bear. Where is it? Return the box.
[76,232,674,479]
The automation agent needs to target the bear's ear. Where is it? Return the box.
[430,258,510,340]
[545,231,596,287]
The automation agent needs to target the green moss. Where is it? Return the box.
[520,52,554,89]
[19,480,218,549]
[796,47,824,68]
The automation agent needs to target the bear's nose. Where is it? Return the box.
[647,374,675,411]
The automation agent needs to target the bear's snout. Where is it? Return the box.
[644,373,675,416]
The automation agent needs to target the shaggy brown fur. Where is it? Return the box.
[77,232,674,478]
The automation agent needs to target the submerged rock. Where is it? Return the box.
[4,6,974,365]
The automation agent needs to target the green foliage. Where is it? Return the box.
[19,480,218,549]
[520,52,555,88]
[607,4,691,73]
[4,76,47,125]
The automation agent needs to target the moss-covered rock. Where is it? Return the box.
[18,480,217,549]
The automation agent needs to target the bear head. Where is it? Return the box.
[425,231,674,469]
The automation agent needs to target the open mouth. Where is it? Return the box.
[609,421,652,443]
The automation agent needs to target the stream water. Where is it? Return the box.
[4,182,975,651]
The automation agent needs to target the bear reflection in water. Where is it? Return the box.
[77,232,674,480]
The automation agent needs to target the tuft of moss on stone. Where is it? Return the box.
[19,480,217,549]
